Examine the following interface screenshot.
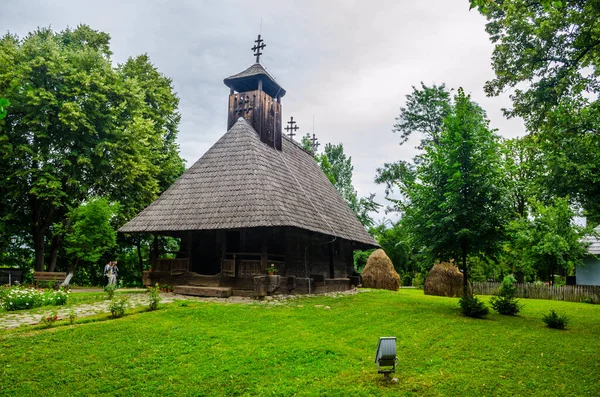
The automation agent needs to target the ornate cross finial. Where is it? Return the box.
[251,34,266,63]
[284,116,299,139]
[311,133,320,152]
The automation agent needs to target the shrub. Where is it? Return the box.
[147,283,162,311]
[542,309,569,330]
[104,283,117,300]
[401,274,412,287]
[459,295,489,318]
[41,313,59,328]
[109,296,129,318]
[0,286,69,311]
[412,273,425,289]
[490,276,523,315]
[49,288,69,306]
[68,311,77,325]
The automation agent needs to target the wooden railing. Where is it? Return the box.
[472,282,600,303]
[221,252,285,277]
[153,258,190,273]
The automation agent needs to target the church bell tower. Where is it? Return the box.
[223,34,286,150]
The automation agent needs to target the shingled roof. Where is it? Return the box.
[582,225,600,255]
[120,118,377,247]
[223,63,286,98]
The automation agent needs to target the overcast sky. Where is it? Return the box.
[2,0,526,223]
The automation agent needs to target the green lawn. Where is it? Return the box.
[1,289,599,396]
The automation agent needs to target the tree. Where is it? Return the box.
[369,221,415,275]
[399,88,509,295]
[470,0,600,130]
[471,0,600,221]
[376,83,452,213]
[0,98,8,120]
[61,198,118,282]
[0,26,184,272]
[500,136,542,218]
[309,141,380,228]
[506,197,589,284]
[393,82,452,148]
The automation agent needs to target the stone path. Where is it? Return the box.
[0,293,186,330]
[0,289,361,330]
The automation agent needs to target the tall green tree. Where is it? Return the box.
[393,82,452,148]
[470,0,600,221]
[500,136,542,218]
[506,197,589,284]
[376,83,452,213]
[0,26,184,272]
[470,0,600,130]
[60,198,118,280]
[400,88,509,295]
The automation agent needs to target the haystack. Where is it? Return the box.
[362,249,400,291]
[424,261,469,297]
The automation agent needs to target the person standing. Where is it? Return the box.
[111,261,119,285]
[103,261,112,287]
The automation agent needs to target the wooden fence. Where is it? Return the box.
[472,282,600,304]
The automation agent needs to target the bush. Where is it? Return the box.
[459,295,489,318]
[401,274,412,287]
[108,296,129,318]
[41,313,59,328]
[147,283,162,311]
[68,311,77,325]
[0,286,69,311]
[104,284,117,300]
[543,309,569,330]
[412,273,425,289]
[490,276,523,315]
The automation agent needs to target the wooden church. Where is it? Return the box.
[119,35,378,297]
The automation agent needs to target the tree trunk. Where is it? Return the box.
[48,234,61,272]
[62,258,78,287]
[29,193,55,272]
[32,227,46,272]
[462,245,470,298]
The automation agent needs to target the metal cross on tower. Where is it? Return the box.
[284,116,299,139]
[251,34,266,63]
[310,133,320,152]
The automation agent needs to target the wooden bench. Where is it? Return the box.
[33,272,67,288]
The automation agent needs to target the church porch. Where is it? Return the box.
[142,226,361,297]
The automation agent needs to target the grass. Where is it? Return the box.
[0,289,599,396]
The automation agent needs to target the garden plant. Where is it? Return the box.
[490,275,523,315]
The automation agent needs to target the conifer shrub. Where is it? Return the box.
[459,295,489,318]
[543,309,569,330]
[490,275,523,315]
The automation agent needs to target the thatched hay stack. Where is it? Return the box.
[424,261,469,297]
[362,249,400,291]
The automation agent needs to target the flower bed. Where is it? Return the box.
[0,286,69,311]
